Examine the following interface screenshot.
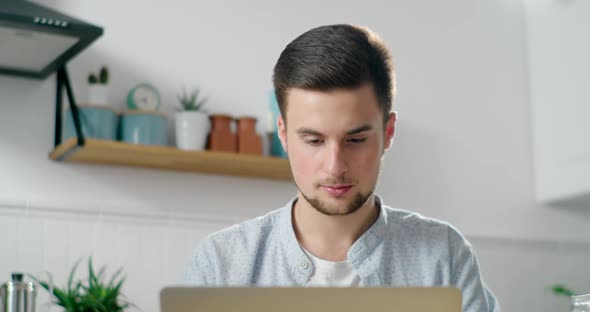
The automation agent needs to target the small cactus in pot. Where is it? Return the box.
[87,65,110,105]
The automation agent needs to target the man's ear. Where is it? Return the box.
[384,112,397,150]
[278,115,287,153]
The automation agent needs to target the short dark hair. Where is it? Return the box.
[272,24,396,125]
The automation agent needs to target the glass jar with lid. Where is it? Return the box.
[571,294,590,312]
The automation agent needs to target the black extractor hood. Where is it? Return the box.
[0,0,103,79]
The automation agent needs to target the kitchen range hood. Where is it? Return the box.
[0,0,103,79]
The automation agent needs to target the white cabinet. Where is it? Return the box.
[524,0,590,205]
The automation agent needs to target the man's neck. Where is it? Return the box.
[292,194,380,262]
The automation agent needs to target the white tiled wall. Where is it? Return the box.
[1,205,589,312]
[0,206,231,312]
[471,237,590,311]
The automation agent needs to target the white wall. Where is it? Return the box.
[1,0,589,311]
[523,0,590,203]
[471,236,590,311]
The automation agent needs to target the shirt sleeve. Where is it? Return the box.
[180,238,216,286]
[448,226,500,312]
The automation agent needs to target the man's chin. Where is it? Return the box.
[314,205,356,216]
[305,192,371,216]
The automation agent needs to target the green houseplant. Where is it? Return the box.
[87,66,110,105]
[552,284,576,297]
[31,257,132,312]
[177,87,207,112]
[552,285,590,311]
[175,87,209,151]
[88,66,109,85]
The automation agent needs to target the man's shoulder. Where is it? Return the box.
[382,205,467,245]
[182,206,287,285]
[383,205,452,229]
[201,205,285,247]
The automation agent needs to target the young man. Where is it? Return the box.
[183,24,499,312]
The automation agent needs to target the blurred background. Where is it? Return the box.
[0,0,589,311]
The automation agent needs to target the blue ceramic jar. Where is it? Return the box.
[63,105,117,141]
[119,110,168,146]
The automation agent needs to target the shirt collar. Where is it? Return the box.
[348,195,388,265]
[278,197,312,282]
[277,194,389,280]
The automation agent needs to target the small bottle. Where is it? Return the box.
[571,294,590,312]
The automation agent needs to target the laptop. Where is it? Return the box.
[160,287,462,312]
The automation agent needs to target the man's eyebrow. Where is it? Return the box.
[296,128,323,136]
[295,125,373,136]
[346,125,373,135]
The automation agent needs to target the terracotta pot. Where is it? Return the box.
[236,116,262,155]
[208,114,236,152]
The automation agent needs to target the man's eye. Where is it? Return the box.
[305,139,323,145]
[348,138,367,144]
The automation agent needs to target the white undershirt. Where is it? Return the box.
[301,246,363,287]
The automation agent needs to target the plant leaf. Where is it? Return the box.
[35,258,131,312]
[88,257,96,286]
[107,268,124,287]
[551,284,575,297]
[68,259,82,297]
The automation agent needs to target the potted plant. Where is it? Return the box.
[552,284,576,298]
[87,66,110,105]
[550,284,590,311]
[31,257,133,312]
[175,87,209,151]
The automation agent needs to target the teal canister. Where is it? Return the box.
[63,105,117,141]
[119,110,168,146]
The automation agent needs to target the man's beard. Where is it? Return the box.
[298,186,373,216]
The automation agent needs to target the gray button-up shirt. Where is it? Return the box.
[183,196,500,312]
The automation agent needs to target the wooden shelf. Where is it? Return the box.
[50,138,293,181]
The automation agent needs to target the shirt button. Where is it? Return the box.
[300,262,309,270]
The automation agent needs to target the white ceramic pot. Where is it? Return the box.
[88,84,109,105]
[175,111,209,151]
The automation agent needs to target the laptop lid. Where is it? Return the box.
[160,287,462,312]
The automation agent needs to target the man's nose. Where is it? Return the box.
[325,143,348,177]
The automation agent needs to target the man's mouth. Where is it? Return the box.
[320,184,353,197]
